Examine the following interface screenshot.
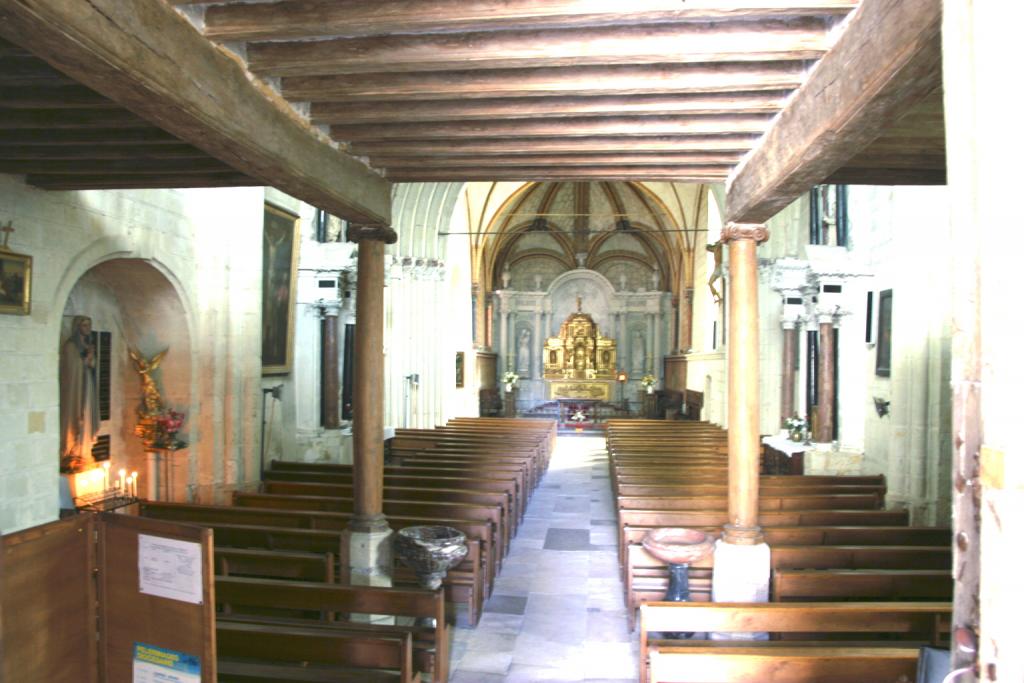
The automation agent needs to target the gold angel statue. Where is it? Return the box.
[129,347,168,416]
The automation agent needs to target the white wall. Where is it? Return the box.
[0,174,264,533]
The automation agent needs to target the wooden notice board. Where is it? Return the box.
[1,512,216,682]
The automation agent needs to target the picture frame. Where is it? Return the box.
[875,289,892,377]
[261,203,300,375]
[0,248,31,315]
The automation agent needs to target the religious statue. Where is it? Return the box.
[501,267,511,289]
[59,315,100,473]
[517,329,531,375]
[707,241,724,304]
[129,347,168,416]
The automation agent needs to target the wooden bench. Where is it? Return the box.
[216,548,335,582]
[772,569,954,601]
[216,576,450,683]
[217,620,420,683]
[639,601,950,683]
[617,493,883,512]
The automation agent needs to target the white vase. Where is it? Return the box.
[646,385,654,395]
[505,383,513,393]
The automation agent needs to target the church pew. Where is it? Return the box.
[639,601,950,683]
[391,448,541,492]
[217,621,420,683]
[263,479,516,542]
[622,525,951,548]
[140,502,487,625]
[617,493,883,512]
[216,576,450,683]
[265,468,526,522]
[236,491,509,568]
[772,569,954,601]
[615,482,886,500]
[216,548,335,583]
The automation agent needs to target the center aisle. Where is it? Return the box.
[449,435,637,683]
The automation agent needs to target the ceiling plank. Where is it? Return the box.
[349,135,760,156]
[247,20,829,77]
[368,152,747,168]
[0,0,389,223]
[26,172,258,190]
[310,92,788,124]
[0,86,120,109]
[0,144,212,160]
[0,158,238,175]
[725,0,942,223]
[332,115,775,141]
[385,166,731,181]
[0,109,152,129]
[282,62,809,101]
[200,0,857,42]
[0,128,184,146]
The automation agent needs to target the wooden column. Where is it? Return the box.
[814,317,835,443]
[321,303,341,429]
[722,223,769,545]
[780,322,797,427]
[347,224,397,531]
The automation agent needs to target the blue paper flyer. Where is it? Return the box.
[132,643,201,683]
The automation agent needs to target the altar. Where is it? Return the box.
[543,297,616,402]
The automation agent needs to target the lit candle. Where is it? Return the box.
[102,461,111,490]
[118,469,127,496]
[130,472,138,498]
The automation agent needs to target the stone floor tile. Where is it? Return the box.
[543,528,591,550]
[485,594,529,615]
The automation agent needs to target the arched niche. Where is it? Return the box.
[546,268,618,333]
[59,258,192,501]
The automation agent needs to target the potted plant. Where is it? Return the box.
[783,415,807,443]
[641,374,656,394]
[502,371,519,393]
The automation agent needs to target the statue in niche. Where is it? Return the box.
[619,273,628,291]
[651,268,660,290]
[631,330,646,374]
[59,315,100,473]
[129,347,168,416]
[533,274,543,291]
[501,267,511,289]
[517,329,531,375]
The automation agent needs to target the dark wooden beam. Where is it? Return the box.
[310,92,788,125]
[26,172,258,190]
[725,0,942,223]
[385,166,731,182]
[0,109,151,129]
[0,0,389,223]
[0,158,237,175]
[199,0,858,42]
[0,144,209,160]
[282,62,808,101]
[247,20,829,77]
[0,55,74,86]
[0,128,183,146]
[369,152,746,168]
[0,85,119,109]
[332,115,775,141]
[349,135,760,156]
[825,167,945,184]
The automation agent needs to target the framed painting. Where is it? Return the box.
[261,203,300,375]
[0,248,31,315]
[875,289,892,377]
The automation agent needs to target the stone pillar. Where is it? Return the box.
[780,321,797,428]
[814,313,835,443]
[653,307,663,380]
[533,308,542,378]
[712,223,770,634]
[498,300,509,369]
[646,312,655,373]
[473,283,488,349]
[321,303,341,430]
[678,288,694,353]
[346,224,397,588]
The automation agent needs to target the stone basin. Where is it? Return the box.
[642,527,715,566]
[395,525,468,590]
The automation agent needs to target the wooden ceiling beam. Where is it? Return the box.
[200,0,858,42]
[310,92,789,125]
[0,109,151,129]
[26,172,258,190]
[247,20,829,77]
[0,0,389,223]
[0,144,211,160]
[368,152,747,168]
[385,166,730,182]
[725,0,942,223]
[825,167,945,184]
[0,86,119,109]
[282,62,808,101]
[0,158,237,175]
[0,128,184,146]
[349,135,759,156]
[332,115,775,141]
[0,56,74,86]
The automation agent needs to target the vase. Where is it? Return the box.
[646,385,654,395]
[505,382,513,393]
[789,429,802,442]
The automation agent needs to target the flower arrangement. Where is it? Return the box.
[136,409,186,449]
[502,371,520,385]
[640,374,656,388]
[783,415,807,442]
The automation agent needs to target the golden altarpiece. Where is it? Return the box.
[543,297,617,401]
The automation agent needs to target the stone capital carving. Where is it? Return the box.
[721,222,769,244]
[346,223,398,244]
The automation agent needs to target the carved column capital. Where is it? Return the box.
[721,222,770,244]
[346,223,398,244]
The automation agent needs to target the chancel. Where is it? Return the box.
[0,1,1017,681]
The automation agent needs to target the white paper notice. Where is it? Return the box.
[138,534,203,604]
